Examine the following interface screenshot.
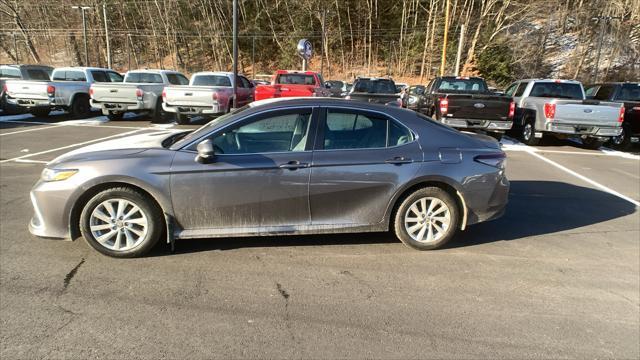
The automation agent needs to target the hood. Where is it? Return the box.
[49,130,182,166]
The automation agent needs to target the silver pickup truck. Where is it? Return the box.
[162,71,255,124]
[1,64,53,114]
[3,67,122,118]
[90,69,189,121]
[506,79,623,149]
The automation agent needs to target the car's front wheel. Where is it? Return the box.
[394,187,460,250]
[79,187,163,258]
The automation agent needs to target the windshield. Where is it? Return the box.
[618,84,640,101]
[353,79,396,94]
[529,82,583,99]
[170,105,250,149]
[436,78,488,93]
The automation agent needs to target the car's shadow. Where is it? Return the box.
[148,180,637,256]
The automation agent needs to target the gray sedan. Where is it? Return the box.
[29,98,509,258]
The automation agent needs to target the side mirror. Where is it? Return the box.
[196,139,216,164]
[325,83,332,89]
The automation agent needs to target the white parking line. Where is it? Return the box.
[0,125,61,136]
[0,129,143,164]
[0,119,155,132]
[14,159,49,164]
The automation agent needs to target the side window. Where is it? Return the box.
[594,85,615,101]
[323,110,410,150]
[91,71,109,83]
[26,69,50,81]
[52,71,65,81]
[514,82,528,97]
[240,76,252,88]
[66,71,87,81]
[166,73,189,85]
[584,85,599,97]
[108,72,124,82]
[504,83,518,96]
[211,110,312,154]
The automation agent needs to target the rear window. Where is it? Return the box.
[530,82,583,99]
[125,72,163,83]
[0,67,21,79]
[52,70,86,81]
[167,73,189,85]
[25,69,50,81]
[276,74,316,85]
[514,82,528,96]
[409,86,425,95]
[192,75,231,87]
[618,84,640,101]
[353,79,396,94]
[91,71,109,83]
[436,78,488,92]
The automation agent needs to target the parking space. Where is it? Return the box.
[1,112,638,358]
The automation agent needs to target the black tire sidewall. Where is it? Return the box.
[79,188,163,258]
[394,187,460,250]
[107,112,124,121]
[71,95,90,118]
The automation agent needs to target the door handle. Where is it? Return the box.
[279,161,309,169]
[385,156,413,164]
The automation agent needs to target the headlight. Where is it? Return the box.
[408,96,417,104]
[41,168,78,182]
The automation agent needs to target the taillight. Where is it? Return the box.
[439,98,449,114]
[632,106,640,111]
[618,107,625,123]
[211,92,218,101]
[345,95,351,100]
[47,85,55,97]
[544,103,556,120]
[162,89,166,99]
[474,152,506,169]
[508,101,515,119]
[135,88,143,100]
[89,86,94,97]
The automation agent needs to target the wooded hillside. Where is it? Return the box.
[1,0,638,86]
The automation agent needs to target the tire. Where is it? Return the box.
[151,99,167,123]
[582,137,604,150]
[393,187,460,251]
[29,108,50,118]
[176,114,190,125]
[609,126,631,150]
[520,115,540,146]
[79,187,163,258]
[70,95,91,119]
[107,112,124,121]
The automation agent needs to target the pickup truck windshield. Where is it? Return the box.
[276,74,315,85]
[530,83,583,99]
[618,84,640,101]
[193,75,232,87]
[436,78,488,92]
[126,73,163,83]
[353,79,396,94]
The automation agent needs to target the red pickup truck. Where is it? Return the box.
[254,70,331,100]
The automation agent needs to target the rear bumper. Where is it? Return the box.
[465,173,510,226]
[91,100,148,114]
[544,122,622,137]
[163,102,222,115]
[5,96,52,111]
[441,118,513,131]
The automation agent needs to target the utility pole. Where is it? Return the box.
[320,8,326,76]
[252,36,256,79]
[232,0,238,109]
[454,24,465,76]
[13,32,19,62]
[72,6,92,66]
[127,33,131,70]
[103,3,111,69]
[591,16,621,83]
[439,0,450,76]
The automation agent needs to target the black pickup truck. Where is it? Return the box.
[585,82,639,149]
[424,76,514,140]
[345,77,403,107]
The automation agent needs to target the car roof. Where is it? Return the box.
[247,97,410,116]
[126,69,181,74]
[53,67,113,72]
[519,79,582,84]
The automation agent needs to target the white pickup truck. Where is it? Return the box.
[90,69,189,121]
[162,71,255,124]
[506,79,624,149]
[3,67,122,118]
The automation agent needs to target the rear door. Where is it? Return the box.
[308,107,423,226]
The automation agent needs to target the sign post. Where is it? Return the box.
[297,39,312,71]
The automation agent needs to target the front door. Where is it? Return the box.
[170,107,317,231]
[309,107,423,226]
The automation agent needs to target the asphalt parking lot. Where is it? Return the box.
[1,111,638,358]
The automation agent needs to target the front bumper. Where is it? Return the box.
[545,122,622,137]
[163,102,222,115]
[91,100,148,114]
[28,180,78,239]
[441,118,513,131]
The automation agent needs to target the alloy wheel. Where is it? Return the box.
[404,197,451,243]
[89,198,148,251]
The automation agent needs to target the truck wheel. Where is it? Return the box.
[583,137,604,150]
[107,112,124,121]
[29,108,50,118]
[394,187,460,251]
[520,116,540,146]
[176,114,190,125]
[70,95,91,119]
[151,100,167,123]
[609,127,630,150]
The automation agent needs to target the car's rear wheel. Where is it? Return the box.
[70,95,91,119]
[79,187,163,258]
[609,126,630,150]
[520,116,540,146]
[394,187,460,250]
[107,111,124,121]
